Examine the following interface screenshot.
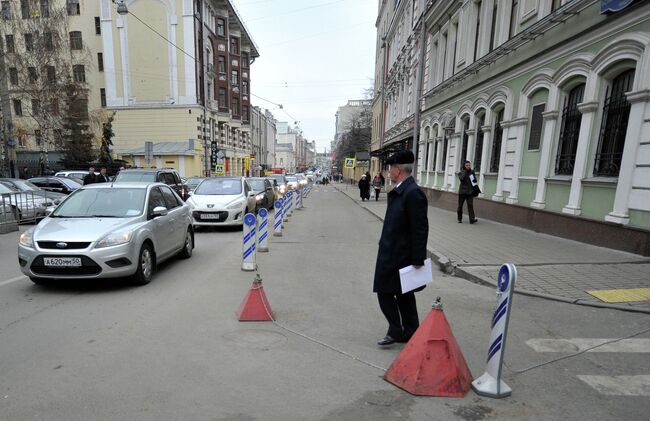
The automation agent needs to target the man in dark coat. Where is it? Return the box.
[83,167,97,185]
[373,150,429,346]
[96,167,110,183]
[456,160,478,224]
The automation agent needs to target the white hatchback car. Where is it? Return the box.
[186,177,256,227]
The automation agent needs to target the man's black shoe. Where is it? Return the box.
[396,334,413,343]
[377,335,396,346]
[470,219,478,224]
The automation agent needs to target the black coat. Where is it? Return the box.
[83,173,96,185]
[457,169,476,196]
[358,178,370,196]
[373,176,429,294]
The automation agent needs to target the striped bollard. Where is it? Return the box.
[286,192,293,217]
[273,199,283,236]
[471,263,517,398]
[282,194,289,222]
[296,189,302,210]
[257,208,269,252]
[241,213,257,271]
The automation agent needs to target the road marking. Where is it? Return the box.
[577,375,650,396]
[0,275,28,287]
[526,338,650,353]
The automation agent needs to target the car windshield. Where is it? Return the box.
[194,179,242,195]
[185,178,204,186]
[1,179,41,191]
[269,176,285,184]
[247,179,266,191]
[0,183,20,193]
[51,188,146,218]
[286,176,297,182]
[114,172,157,182]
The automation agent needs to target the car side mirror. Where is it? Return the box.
[247,191,256,198]
[152,206,168,217]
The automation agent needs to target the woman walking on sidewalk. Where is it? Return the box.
[371,174,382,201]
[456,161,479,224]
[358,174,371,201]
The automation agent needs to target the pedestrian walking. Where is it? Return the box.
[371,174,382,201]
[83,167,97,185]
[358,174,370,201]
[20,167,30,179]
[373,150,429,347]
[456,160,479,224]
[96,167,110,183]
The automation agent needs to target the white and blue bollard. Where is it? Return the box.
[241,213,257,271]
[273,199,283,237]
[282,194,289,222]
[286,192,293,217]
[296,189,302,210]
[472,263,517,398]
[257,208,270,252]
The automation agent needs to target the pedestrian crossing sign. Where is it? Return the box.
[344,158,356,169]
[215,164,225,175]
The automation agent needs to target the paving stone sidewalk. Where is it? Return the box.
[332,183,650,313]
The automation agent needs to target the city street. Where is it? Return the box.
[0,185,648,420]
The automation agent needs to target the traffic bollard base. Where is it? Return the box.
[273,232,283,237]
[258,247,269,252]
[471,373,512,399]
[241,263,256,271]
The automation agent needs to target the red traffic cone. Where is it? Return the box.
[237,274,274,321]
[384,298,473,397]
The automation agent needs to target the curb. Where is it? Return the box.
[334,185,650,314]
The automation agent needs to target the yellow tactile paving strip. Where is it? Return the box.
[587,288,650,303]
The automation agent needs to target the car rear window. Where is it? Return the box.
[114,172,157,182]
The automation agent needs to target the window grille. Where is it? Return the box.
[528,103,545,150]
[474,118,485,172]
[489,109,504,172]
[555,84,584,175]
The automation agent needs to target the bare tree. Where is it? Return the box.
[0,0,93,172]
[334,101,372,171]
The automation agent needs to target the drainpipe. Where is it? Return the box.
[411,15,427,178]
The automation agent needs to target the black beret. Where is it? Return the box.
[385,150,415,165]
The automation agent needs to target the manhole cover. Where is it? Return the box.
[222,329,288,350]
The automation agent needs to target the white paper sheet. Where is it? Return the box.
[399,258,433,293]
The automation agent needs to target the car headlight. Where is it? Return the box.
[255,193,264,201]
[19,227,36,248]
[279,185,286,193]
[227,200,245,210]
[96,230,133,248]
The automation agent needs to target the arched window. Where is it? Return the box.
[460,116,470,164]
[441,130,449,172]
[489,108,504,173]
[474,113,485,172]
[424,127,431,171]
[555,83,585,175]
[594,69,635,177]
[432,125,439,171]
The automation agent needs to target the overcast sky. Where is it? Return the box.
[233,0,378,153]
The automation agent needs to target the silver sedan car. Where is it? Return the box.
[17,182,194,285]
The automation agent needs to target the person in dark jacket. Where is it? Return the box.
[83,167,97,185]
[373,150,429,347]
[457,160,478,224]
[96,167,110,183]
[358,174,370,201]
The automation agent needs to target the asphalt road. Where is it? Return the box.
[0,185,648,420]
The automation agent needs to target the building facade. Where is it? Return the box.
[250,105,277,175]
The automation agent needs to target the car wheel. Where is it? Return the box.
[132,243,154,285]
[179,228,193,259]
[29,276,51,285]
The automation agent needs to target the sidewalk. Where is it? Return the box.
[333,183,650,313]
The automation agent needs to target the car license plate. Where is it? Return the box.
[43,257,82,267]
[201,213,221,219]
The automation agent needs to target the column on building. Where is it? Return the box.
[504,118,528,204]
[478,121,492,197]
[492,123,510,201]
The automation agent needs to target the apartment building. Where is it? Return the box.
[276,121,308,171]
[250,105,277,174]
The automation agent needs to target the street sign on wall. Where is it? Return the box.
[344,157,356,169]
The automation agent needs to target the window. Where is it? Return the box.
[46,65,55,82]
[5,34,14,52]
[53,129,62,147]
[218,87,227,108]
[9,68,18,85]
[594,69,635,177]
[232,97,239,115]
[1,1,11,20]
[40,0,49,17]
[242,52,249,68]
[473,1,481,62]
[28,67,37,83]
[432,131,439,171]
[509,0,518,39]
[555,84,584,175]
[218,55,226,73]
[242,105,249,121]
[32,99,40,115]
[49,98,59,116]
[441,133,449,171]
[489,2,498,51]
[551,0,562,12]
[460,118,470,163]
[100,88,106,107]
[20,0,28,19]
[69,31,82,50]
[73,64,85,82]
[489,109,504,173]
[24,33,33,51]
[67,0,80,16]
[474,116,485,172]
[217,18,225,36]
[231,70,238,85]
[95,16,101,35]
[13,99,22,116]
[43,32,53,50]
[148,188,166,216]
[230,37,239,54]
[528,103,545,150]
[97,52,104,71]
[242,80,248,95]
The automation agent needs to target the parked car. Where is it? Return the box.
[55,170,98,183]
[186,177,256,227]
[296,173,308,187]
[183,177,206,194]
[0,178,67,205]
[114,168,188,200]
[17,182,194,285]
[246,177,275,211]
[0,182,49,222]
[286,175,300,191]
[306,171,315,182]
[267,174,289,197]
[28,176,82,195]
